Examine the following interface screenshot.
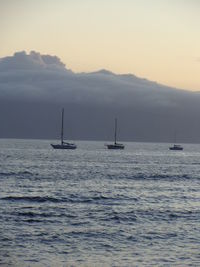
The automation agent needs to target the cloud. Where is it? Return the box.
[0,51,67,71]
[0,51,200,142]
[0,51,188,107]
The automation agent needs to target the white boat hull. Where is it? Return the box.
[169,145,183,151]
[106,143,124,150]
[169,147,183,151]
[51,144,77,150]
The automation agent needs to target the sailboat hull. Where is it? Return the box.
[169,146,183,151]
[106,144,124,149]
[51,144,77,149]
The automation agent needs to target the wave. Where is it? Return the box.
[134,208,200,221]
[15,211,54,218]
[1,194,139,205]
[1,195,105,204]
[0,170,198,181]
[107,173,198,180]
[0,171,34,177]
[109,211,137,223]
[2,196,61,203]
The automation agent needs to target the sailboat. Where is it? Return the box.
[169,132,183,151]
[106,118,124,149]
[51,108,77,149]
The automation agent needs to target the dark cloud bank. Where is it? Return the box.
[0,51,200,143]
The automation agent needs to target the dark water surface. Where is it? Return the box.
[0,139,200,266]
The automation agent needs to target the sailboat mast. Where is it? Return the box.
[174,131,177,144]
[114,118,117,144]
[61,108,64,145]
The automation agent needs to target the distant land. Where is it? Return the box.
[0,51,200,143]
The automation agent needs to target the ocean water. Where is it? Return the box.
[0,139,200,267]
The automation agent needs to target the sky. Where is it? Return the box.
[1,0,200,91]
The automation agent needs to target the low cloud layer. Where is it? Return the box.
[0,51,200,143]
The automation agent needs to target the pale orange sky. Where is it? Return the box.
[1,0,200,90]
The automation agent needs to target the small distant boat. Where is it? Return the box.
[51,108,77,150]
[169,132,183,151]
[106,118,124,149]
[169,144,183,151]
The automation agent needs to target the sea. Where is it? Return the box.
[0,139,200,267]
